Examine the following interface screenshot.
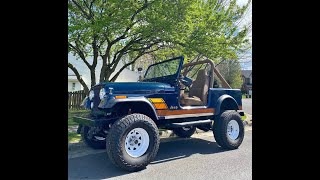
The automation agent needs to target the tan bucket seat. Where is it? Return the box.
[180,69,209,106]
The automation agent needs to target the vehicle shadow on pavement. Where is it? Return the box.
[151,137,227,164]
[68,137,227,180]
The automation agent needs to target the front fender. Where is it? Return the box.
[81,96,91,109]
[215,95,239,115]
[98,97,158,120]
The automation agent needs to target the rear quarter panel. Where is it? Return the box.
[208,88,242,108]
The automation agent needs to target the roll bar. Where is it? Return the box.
[182,59,231,89]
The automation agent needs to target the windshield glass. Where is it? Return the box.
[144,58,181,80]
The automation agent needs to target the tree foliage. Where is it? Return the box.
[215,59,243,89]
[68,0,251,93]
[147,0,251,64]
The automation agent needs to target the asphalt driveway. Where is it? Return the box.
[242,98,252,115]
[68,130,252,180]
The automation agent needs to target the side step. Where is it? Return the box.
[165,119,212,128]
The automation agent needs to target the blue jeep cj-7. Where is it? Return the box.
[74,56,245,171]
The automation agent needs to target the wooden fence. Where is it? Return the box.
[68,90,87,110]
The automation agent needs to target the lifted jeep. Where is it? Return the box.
[73,56,245,171]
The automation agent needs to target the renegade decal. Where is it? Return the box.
[148,98,168,110]
[169,106,178,110]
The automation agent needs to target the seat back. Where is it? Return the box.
[188,69,209,104]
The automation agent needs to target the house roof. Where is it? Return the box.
[241,70,252,78]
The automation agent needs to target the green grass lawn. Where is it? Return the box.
[68,110,89,126]
[68,111,77,126]
[68,110,87,143]
[241,114,247,121]
[68,132,81,143]
[68,117,78,126]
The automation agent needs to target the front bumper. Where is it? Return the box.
[73,112,116,127]
[73,115,95,127]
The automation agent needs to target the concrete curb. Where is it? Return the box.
[243,113,252,126]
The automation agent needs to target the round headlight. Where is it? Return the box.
[99,88,106,100]
[89,90,94,100]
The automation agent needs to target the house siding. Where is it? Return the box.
[68,53,139,91]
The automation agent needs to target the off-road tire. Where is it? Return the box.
[213,111,244,149]
[106,113,160,172]
[81,126,106,149]
[173,126,196,138]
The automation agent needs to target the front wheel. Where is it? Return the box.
[213,111,244,149]
[106,113,160,172]
[173,126,196,138]
[81,126,106,149]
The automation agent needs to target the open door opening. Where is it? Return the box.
[178,59,231,107]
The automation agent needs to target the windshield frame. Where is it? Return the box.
[143,56,184,80]
[143,56,184,84]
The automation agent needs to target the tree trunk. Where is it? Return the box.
[105,68,112,82]
[90,68,96,87]
[100,65,112,82]
[99,64,106,83]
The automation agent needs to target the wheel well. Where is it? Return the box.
[112,102,157,121]
[220,98,238,112]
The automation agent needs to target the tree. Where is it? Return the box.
[146,0,251,65]
[68,0,190,93]
[144,0,251,89]
[215,59,243,89]
[68,0,251,93]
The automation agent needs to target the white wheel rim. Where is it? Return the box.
[94,136,105,141]
[227,120,240,140]
[182,127,191,131]
[125,128,150,158]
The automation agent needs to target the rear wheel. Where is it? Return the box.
[106,113,160,172]
[173,126,196,138]
[81,126,106,149]
[213,111,244,149]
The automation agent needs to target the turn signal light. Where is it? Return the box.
[115,95,127,99]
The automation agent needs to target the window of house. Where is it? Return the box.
[72,83,75,90]
[245,78,250,84]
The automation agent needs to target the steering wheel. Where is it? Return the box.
[179,75,192,88]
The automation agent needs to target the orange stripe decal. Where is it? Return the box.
[154,103,168,110]
[148,98,168,110]
[157,108,214,116]
[148,98,164,103]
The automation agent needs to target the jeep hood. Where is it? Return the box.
[97,82,174,94]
